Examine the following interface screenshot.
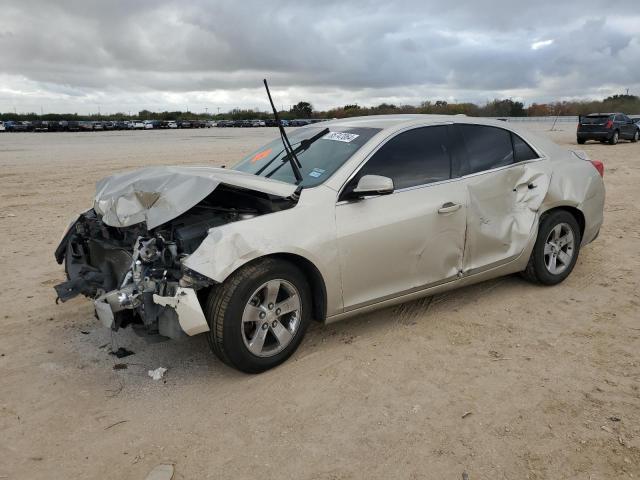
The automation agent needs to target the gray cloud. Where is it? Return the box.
[0,0,639,113]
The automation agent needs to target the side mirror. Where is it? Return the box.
[351,175,394,197]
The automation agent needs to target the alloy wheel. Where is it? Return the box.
[544,223,575,275]
[241,279,302,357]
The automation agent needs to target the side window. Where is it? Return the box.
[511,133,539,162]
[354,126,451,190]
[455,125,514,175]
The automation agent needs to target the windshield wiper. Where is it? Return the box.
[263,79,303,184]
[263,127,329,179]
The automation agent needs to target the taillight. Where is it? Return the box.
[605,120,613,129]
[590,160,604,177]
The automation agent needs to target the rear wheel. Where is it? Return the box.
[609,130,619,145]
[632,129,639,143]
[577,138,585,145]
[522,210,581,285]
[205,258,312,373]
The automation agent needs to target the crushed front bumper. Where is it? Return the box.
[94,287,210,338]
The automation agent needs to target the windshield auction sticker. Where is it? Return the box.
[309,168,325,178]
[323,132,359,143]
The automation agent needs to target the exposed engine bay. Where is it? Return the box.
[54,184,296,338]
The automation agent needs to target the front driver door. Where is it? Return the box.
[335,125,468,311]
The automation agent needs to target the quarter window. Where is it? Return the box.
[353,126,451,190]
[512,133,538,162]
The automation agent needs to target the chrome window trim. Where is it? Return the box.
[336,122,547,204]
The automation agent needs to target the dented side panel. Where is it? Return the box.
[183,186,344,317]
[541,154,605,245]
[461,160,552,274]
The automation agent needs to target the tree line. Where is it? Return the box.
[2,95,638,122]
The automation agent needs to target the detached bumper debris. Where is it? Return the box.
[109,347,135,359]
[148,367,167,380]
[145,464,174,480]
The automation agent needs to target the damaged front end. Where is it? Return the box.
[54,167,297,338]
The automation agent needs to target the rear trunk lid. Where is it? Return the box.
[578,115,611,132]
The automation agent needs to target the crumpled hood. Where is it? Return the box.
[94,166,297,229]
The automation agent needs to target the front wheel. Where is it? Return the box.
[205,258,311,373]
[521,210,581,285]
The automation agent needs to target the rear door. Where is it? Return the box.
[452,124,552,275]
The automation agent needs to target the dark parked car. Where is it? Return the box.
[216,120,233,127]
[46,121,64,132]
[4,121,31,132]
[289,119,312,127]
[66,121,80,131]
[33,121,49,132]
[577,113,639,145]
[3,121,17,131]
[178,120,192,128]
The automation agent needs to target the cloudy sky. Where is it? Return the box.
[1,0,639,114]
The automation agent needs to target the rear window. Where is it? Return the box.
[581,115,611,125]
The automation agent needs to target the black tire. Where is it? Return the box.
[577,138,586,144]
[521,210,581,286]
[205,258,311,373]
[631,129,639,143]
[609,130,619,145]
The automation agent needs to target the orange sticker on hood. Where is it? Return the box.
[251,148,272,163]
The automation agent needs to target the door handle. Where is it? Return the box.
[438,202,461,214]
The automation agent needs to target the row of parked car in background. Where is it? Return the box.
[0,117,327,132]
[0,119,214,132]
[215,118,326,127]
[577,112,640,145]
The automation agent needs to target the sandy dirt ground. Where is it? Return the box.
[0,124,639,480]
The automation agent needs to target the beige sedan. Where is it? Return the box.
[55,115,605,372]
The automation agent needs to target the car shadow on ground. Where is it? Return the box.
[60,273,534,387]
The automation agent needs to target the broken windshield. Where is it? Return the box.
[233,126,381,187]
